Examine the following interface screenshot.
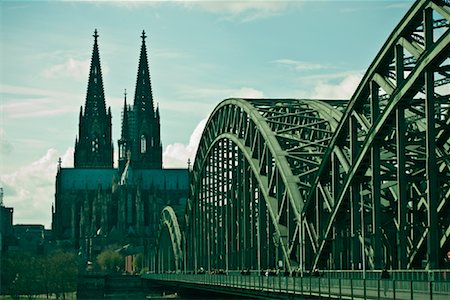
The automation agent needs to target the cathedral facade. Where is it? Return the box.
[52,30,188,264]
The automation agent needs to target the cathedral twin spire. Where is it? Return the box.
[134,31,154,116]
[84,29,107,118]
[75,29,162,170]
[75,29,112,168]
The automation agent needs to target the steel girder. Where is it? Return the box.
[156,206,183,272]
[184,99,344,273]
[304,0,450,271]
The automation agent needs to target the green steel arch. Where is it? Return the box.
[158,0,449,274]
[156,206,183,272]
[184,99,344,273]
[303,0,450,271]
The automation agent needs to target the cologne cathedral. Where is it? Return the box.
[52,30,188,264]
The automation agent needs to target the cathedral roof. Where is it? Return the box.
[129,169,189,190]
[57,168,117,190]
[57,168,189,191]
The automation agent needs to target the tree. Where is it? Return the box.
[0,250,78,299]
[133,253,145,274]
[47,251,78,299]
[0,252,43,299]
[96,248,124,273]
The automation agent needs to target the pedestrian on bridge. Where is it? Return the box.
[381,268,390,296]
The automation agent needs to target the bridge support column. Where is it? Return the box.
[350,116,361,270]
[425,71,439,269]
[396,104,407,269]
[424,7,439,269]
[395,43,408,269]
[370,81,383,270]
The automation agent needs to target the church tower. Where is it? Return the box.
[118,90,130,172]
[74,30,113,168]
[119,31,162,171]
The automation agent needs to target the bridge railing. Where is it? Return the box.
[143,271,450,299]
[320,269,450,282]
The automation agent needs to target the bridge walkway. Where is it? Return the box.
[142,272,450,300]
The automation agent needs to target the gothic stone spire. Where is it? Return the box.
[134,30,154,117]
[84,29,107,118]
[128,30,162,169]
[74,29,113,168]
[121,89,130,140]
[118,89,131,173]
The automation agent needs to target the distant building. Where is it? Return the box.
[1,189,52,255]
[52,30,188,267]
[12,224,46,254]
[0,203,14,252]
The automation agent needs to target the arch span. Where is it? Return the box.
[156,206,183,272]
[184,99,344,272]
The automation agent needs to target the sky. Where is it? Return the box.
[0,0,414,228]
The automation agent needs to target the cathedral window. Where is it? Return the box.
[120,144,126,158]
[91,138,99,152]
[140,135,146,153]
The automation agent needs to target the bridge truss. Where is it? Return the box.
[158,0,450,273]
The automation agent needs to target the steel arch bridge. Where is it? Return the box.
[157,0,450,273]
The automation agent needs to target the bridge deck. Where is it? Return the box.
[143,273,450,300]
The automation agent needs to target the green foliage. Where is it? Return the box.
[96,248,124,273]
[0,250,78,298]
[133,253,144,273]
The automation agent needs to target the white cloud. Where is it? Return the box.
[0,128,14,155]
[384,3,411,10]
[0,147,73,228]
[339,7,361,13]
[234,87,264,98]
[43,58,90,80]
[297,70,364,81]
[152,48,189,59]
[81,0,160,9]
[81,0,302,21]
[97,0,301,21]
[177,85,264,100]
[182,1,302,22]
[274,59,329,71]
[159,86,265,116]
[1,84,79,118]
[160,100,214,114]
[162,86,264,168]
[1,84,76,98]
[309,73,363,99]
[61,147,75,168]
[163,118,208,168]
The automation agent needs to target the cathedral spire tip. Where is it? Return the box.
[123,89,128,109]
[93,29,99,43]
[141,30,147,41]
